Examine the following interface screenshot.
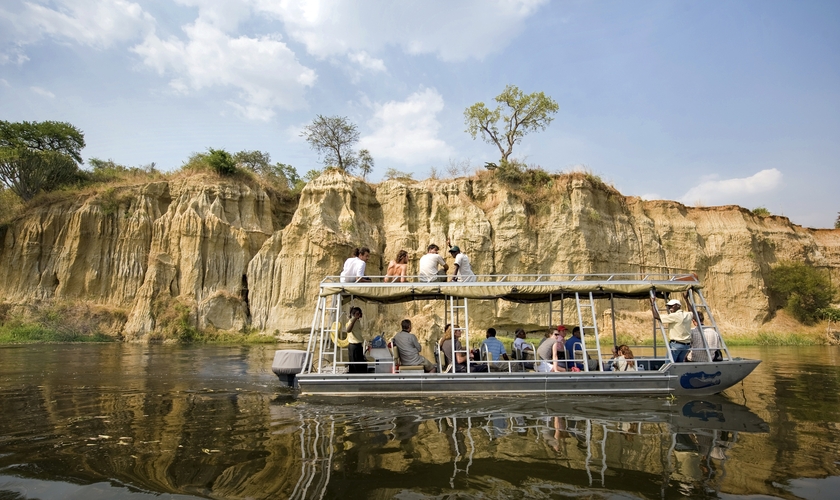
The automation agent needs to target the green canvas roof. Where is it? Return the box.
[319,275,702,304]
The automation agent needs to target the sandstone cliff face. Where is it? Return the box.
[0,170,837,341]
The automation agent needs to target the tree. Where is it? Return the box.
[835,212,839,229]
[358,149,374,180]
[206,148,236,176]
[464,85,559,165]
[768,262,836,325]
[0,120,85,201]
[233,150,272,175]
[301,115,363,172]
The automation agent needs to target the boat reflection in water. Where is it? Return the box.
[278,395,768,499]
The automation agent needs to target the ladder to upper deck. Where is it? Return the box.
[446,295,472,373]
[574,292,604,371]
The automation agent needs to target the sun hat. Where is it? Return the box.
[666,299,681,306]
[449,245,460,253]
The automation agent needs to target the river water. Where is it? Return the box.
[0,344,837,499]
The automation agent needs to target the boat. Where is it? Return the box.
[272,273,760,396]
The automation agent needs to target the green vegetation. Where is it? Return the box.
[0,120,86,201]
[752,206,771,217]
[768,261,837,325]
[384,167,414,181]
[0,302,119,343]
[836,212,840,229]
[0,323,114,343]
[207,148,236,176]
[464,84,559,165]
[300,115,373,175]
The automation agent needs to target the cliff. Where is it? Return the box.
[1,170,838,342]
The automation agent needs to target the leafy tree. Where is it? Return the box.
[233,150,271,175]
[835,212,839,229]
[752,207,770,217]
[358,149,374,180]
[464,85,559,166]
[301,115,371,173]
[207,148,236,176]
[0,120,85,201]
[384,168,413,181]
[768,262,836,324]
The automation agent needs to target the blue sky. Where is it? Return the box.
[2,0,838,228]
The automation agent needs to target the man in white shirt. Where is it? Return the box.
[651,297,693,362]
[418,244,448,282]
[447,244,475,282]
[340,247,370,283]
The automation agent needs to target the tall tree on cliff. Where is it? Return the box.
[0,120,85,201]
[301,115,373,175]
[464,85,559,167]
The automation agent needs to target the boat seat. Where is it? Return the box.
[391,344,424,371]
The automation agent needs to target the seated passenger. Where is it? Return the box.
[439,324,468,372]
[392,319,435,372]
[512,328,533,356]
[565,327,599,371]
[480,328,510,371]
[536,327,567,372]
[614,345,637,371]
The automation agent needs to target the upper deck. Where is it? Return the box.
[319,272,702,304]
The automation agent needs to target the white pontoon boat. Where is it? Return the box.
[273,273,760,396]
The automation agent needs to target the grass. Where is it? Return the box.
[0,323,114,343]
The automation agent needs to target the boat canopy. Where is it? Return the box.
[319,273,702,305]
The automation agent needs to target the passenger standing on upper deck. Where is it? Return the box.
[651,297,692,362]
[392,319,436,372]
[418,244,448,282]
[446,238,476,282]
[340,247,371,283]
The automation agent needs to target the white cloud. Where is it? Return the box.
[8,0,153,49]
[347,51,386,73]
[679,168,783,206]
[30,86,55,98]
[0,78,10,87]
[256,0,548,62]
[359,88,453,165]
[640,193,662,201]
[132,20,316,120]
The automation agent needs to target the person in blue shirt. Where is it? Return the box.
[480,328,509,370]
[564,326,584,370]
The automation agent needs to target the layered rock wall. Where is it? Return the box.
[0,170,837,341]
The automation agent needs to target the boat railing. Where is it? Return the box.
[322,272,699,285]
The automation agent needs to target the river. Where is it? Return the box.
[0,344,837,499]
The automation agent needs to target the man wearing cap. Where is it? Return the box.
[447,238,476,282]
[651,297,693,362]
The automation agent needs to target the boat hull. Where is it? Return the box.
[293,358,760,397]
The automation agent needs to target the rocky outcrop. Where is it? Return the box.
[0,170,837,341]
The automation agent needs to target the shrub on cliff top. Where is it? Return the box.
[768,261,836,325]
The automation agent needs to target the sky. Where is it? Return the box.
[1,0,839,228]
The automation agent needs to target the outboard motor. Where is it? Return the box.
[272,349,307,388]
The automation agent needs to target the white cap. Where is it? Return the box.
[666,299,681,306]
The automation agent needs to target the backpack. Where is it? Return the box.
[370,335,387,349]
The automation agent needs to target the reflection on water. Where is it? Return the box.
[0,344,838,499]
